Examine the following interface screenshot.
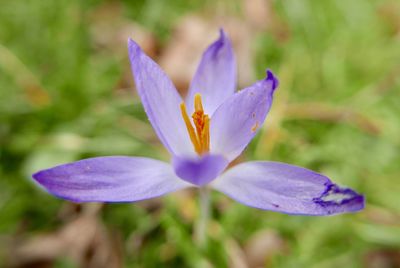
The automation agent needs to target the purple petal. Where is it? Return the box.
[186,29,236,115]
[128,39,194,156]
[33,156,190,202]
[210,70,278,161]
[172,154,229,186]
[212,161,364,215]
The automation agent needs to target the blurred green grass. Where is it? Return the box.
[0,0,399,267]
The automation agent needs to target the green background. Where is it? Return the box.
[1,0,399,267]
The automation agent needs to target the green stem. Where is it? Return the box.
[195,186,210,247]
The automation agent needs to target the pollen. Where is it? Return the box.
[251,122,259,132]
[180,94,210,155]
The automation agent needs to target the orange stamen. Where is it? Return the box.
[202,115,210,152]
[180,93,210,155]
[180,103,201,153]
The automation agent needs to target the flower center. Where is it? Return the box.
[180,94,210,155]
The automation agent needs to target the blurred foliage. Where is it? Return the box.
[0,0,399,267]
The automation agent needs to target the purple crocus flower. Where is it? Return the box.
[33,30,364,216]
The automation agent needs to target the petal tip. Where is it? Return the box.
[127,38,142,58]
[32,170,45,184]
[266,69,279,91]
[127,37,138,46]
[32,168,61,192]
[210,28,232,56]
[314,183,365,214]
[218,28,227,41]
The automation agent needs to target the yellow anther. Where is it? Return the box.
[180,94,210,155]
[194,94,204,112]
[180,103,201,153]
[202,115,210,152]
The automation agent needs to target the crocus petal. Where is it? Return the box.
[212,161,365,215]
[172,154,229,186]
[210,70,278,161]
[33,156,190,202]
[128,39,194,156]
[186,29,236,115]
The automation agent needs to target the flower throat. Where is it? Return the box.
[180,94,210,155]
